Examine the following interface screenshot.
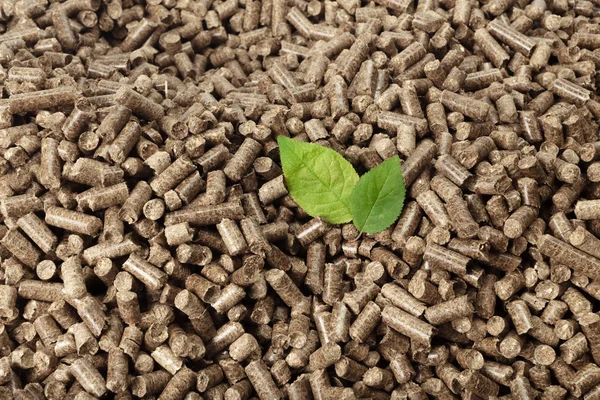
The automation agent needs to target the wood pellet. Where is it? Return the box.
[0,0,599,399]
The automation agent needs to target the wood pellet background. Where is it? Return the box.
[2,0,600,399]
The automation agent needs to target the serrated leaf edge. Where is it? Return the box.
[278,136,358,224]
[350,156,405,234]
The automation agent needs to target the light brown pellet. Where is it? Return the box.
[70,357,107,397]
[45,206,102,237]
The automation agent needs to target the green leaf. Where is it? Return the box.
[278,136,359,224]
[350,155,405,233]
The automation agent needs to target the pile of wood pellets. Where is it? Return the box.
[3,0,600,398]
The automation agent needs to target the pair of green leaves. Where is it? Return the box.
[278,136,406,234]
